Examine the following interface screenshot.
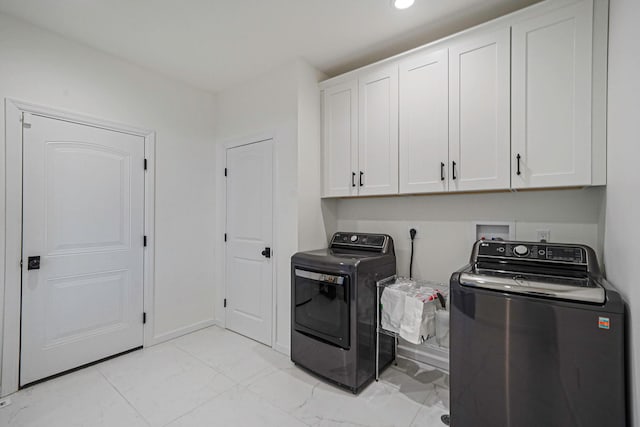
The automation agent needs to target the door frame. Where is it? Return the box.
[1,98,156,396]
[215,133,277,349]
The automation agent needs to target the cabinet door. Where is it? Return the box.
[399,49,449,194]
[449,28,511,192]
[512,1,593,188]
[322,80,358,197]
[358,65,399,196]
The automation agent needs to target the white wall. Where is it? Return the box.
[603,0,640,424]
[333,188,605,283]
[215,60,326,354]
[0,13,217,357]
[297,62,329,251]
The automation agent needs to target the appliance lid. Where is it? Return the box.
[291,248,392,267]
[292,233,395,268]
[459,271,606,304]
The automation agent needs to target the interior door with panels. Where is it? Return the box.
[225,140,273,346]
[511,1,593,188]
[449,28,511,192]
[399,48,449,194]
[322,80,358,197]
[21,113,145,386]
[358,64,399,196]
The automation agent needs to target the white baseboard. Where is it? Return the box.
[273,342,290,357]
[398,338,450,372]
[150,319,217,346]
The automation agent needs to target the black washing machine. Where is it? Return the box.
[450,240,626,427]
[291,232,396,393]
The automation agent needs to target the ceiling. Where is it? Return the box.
[0,0,542,93]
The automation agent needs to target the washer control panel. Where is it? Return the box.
[477,241,585,264]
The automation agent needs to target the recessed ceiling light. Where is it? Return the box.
[393,0,415,10]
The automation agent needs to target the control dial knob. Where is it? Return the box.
[350,235,358,243]
[513,245,529,257]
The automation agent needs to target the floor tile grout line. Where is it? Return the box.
[239,386,317,427]
[96,366,153,427]
[237,365,288,388]
[157,393,222,427]
[164,339,266,401]
[407,402,425,427]
[168,340,254,387]
[158,383,246,427]
[167,341,231,378]
[158,382,269,427]
[168,330,293,388]
[95,341,240,427]
[167,328,262,374]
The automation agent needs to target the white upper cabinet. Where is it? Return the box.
[322,80,358,197]
[358,65,399,196]
[399,49,449,194]
[449,28,511,192]
[511,1,593,188]
[320,0,607,198]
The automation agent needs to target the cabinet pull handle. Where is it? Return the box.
[440,162,445,181]
[452,161,457,180]
[516,154,522,176]
[352,172,356,187]
[359,171,364,187]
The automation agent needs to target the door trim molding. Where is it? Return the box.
[1,98,156,396]
[216,131,278,349]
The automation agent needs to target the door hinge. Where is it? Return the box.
[21,116,31,129]
[224,168,227,177]
[143,235,147,247]
[144,158,148,170]
[223,298,227,308]
[143,312,147,324]
[224,233,227,242]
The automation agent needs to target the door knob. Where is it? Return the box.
[261,247,271,258]
[27,256,41,270]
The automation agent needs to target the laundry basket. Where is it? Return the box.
[380,278,446,344]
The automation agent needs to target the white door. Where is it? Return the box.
[449,28,511,192]
[322,81,359,197]
[21,113,145,386]
[225,140,273,345]
[399,48,449,194]
[358,64,399,196]
[511,1,593,188]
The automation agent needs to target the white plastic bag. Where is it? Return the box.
[380,282,413,333]
[399,291,437,344]
[380,279,447,345]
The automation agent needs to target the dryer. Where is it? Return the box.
[291,232,396,393]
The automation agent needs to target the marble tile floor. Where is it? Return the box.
[0,326,449,427]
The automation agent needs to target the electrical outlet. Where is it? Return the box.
[536,229,551,242]
[408,226,420,239]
